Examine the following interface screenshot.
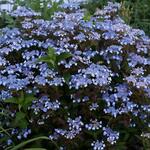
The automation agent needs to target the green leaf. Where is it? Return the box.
[20,119,28,128]
[83,11,91,21]
[38,56,50,63]
[38,56,56,68]
[13,112,28,128]
[63,73,71,84]
[124,132,129,141]
[39,48,72,69]
[115,142,127,150]
[15,112,25,122]
[18,91,25,105]
[10,136,51,150]
[48,59,56,68]
[24,148,47,150]
[4,97,18,104]
[5,146,13,150]
[56,52,72,63]
[38,47,57,69]
[0,126,11,137]
[48,47,56,61]
[23,94,36,109]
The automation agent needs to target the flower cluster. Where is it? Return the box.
[0,1,150,150]
[10,6,41,17]
[69,63,112,89]
[85,119,102,130]
[30,96,60,114]
[54,116,83,139]
[103,84,138,117]
[91,140,105,150]
[103,127,119,145]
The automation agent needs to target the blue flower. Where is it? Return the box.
[103,127,119,144]
[91,140,105,150]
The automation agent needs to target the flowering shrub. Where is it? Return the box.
[0,2,150,150]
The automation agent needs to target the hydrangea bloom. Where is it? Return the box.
[0,1,150,149]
